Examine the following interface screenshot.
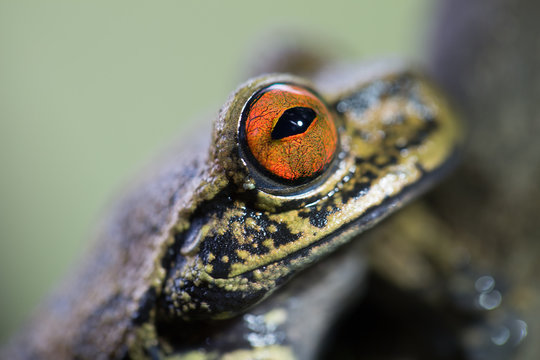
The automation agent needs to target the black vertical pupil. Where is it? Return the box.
[271,107,317,140]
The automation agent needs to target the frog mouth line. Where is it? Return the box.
[170,145,461,285]
[238,146,462,280]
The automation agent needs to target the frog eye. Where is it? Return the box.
[241,83,337,185]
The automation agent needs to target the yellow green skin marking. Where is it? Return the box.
[159,70,462,321]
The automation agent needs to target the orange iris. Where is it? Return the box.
[243,83,337,182]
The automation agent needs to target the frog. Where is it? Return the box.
[0,50,463,359]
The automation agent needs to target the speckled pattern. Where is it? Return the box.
[159,71,462,322]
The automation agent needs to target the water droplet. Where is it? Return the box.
[475,275,495,293]
[491,326,510,346]
[512,319,528,345]
[478,290,502,310]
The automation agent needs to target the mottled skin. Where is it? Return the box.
[160,69,460,321]
[1,62,461,359]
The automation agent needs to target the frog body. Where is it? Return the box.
[1,58,462,359]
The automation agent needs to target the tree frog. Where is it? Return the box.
[1,59,462,359]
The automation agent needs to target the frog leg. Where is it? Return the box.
[362,202,527,360]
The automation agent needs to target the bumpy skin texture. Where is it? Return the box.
[2,66,461,359]
[158,70,461,323]
[1,134,210,359]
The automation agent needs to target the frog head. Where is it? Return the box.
[159,68,462,320]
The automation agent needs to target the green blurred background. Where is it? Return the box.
[0,0,431,343]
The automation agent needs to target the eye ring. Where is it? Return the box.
[239,82,339,194]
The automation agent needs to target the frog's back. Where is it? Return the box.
[2,130,210,360]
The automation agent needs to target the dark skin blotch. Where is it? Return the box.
[298,204,339,229]
[132,287,157,326]
[195,207,301,278]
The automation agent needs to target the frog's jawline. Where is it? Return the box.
[156,147,461,321]
[248,146,462,276]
